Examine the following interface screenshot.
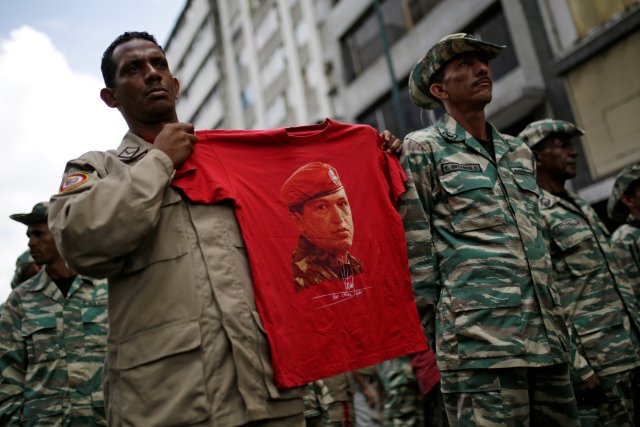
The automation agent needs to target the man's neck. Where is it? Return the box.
[46,258,75,280]
[537,174,567,196]
[127,116,179,140]
[447,105,488,141]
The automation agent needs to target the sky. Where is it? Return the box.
[0,1,185,301]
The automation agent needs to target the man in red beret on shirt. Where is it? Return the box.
[281,162,364,291]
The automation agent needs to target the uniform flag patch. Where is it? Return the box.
[59,171,90,193]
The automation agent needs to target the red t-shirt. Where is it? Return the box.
[171,119,427,387]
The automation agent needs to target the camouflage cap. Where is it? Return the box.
[518,119,585,149]
[9,201,49,225]
[10,249,36,289]
[607,163,640,221]
[408,33,505,110]
[280,162,344,209]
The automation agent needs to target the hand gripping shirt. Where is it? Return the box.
[171,119,427,387]
[399,113,570,376]
[538,190,640,383]
[0,269,108,426]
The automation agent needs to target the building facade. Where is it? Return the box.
[165,0,640,226]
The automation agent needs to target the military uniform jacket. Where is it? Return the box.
[539,190,640,382]
[49,132,302,426]
[0,269,108,426]
[611,217,640,300]
[399,113,569,373]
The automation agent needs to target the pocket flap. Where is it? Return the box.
[573,311,623,336]
[22,316,56,336]
[115,321,201,370]
[440,170,493,195]
[512,173,539,194]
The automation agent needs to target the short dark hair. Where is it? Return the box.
[101,31,163,88]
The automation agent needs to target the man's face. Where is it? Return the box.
[292,189,354,255]
[438,52,493,107]
[27,223,59,266]
[536,135,579,180]
[622,182,640,218]
[103,38,179,126]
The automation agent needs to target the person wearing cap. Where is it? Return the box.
[400,34,577,425]
[0,202,108,425]
[519,119,640,426]
[281,162,364,291]
[608,163,640,298]
[0,250,41,318]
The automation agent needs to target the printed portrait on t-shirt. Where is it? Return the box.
[280,162,365,292]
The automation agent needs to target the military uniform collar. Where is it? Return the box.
[25,269,96,300]
[116,131,154,163]
[435,113,512,162]
[539,187,584,214]
[628,215,640,228]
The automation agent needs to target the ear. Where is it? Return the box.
[100,87,118,108]
[429,82,448,103]
[173,77,180,99]
[289,211,305,234]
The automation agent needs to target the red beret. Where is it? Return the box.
[280,162,344,208]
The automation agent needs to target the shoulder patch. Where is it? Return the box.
[59,171,90,193]
[441,163,482,175]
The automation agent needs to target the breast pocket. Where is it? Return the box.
[23,316,58,364]
[439,172,505,233]
[82,299,108,354]
[552,222,604,276]
[121,189,188,274]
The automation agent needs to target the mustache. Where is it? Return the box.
[473,77,492,86]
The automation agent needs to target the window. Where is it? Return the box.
[340,0,442,83]
[566,0,638,37]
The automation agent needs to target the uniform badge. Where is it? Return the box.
[540,197,551,208]
[328,168,340,185]
[59,171,90,193]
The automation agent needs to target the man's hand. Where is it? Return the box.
[380,130,402,155]
[574,373,607,405]
[154,122,197,168]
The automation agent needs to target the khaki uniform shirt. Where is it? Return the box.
[539,190,640,382]
[0,269,108,425]
[399,113,569,375]
[49,132,302,426]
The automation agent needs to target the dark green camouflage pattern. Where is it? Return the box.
[0,269,108,425]
[576,370,635,427]
[10,250,37,290]
[377,356,424,427]
[537,189,640,385]
[408,33,505,109]
[440,364,579,426]
[517,119,584,149]
[303,374,354,426]
[610,218,640,300]
[9,202,49,226]
[398,113,570,372]
[291,237,364,290]
[608,163,640,221]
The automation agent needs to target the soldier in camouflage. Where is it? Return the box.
[10,250,40,290]
[0,202,108,425]
[519,119,640,426]
[401,33,578,426]
[608,163,640,298]
[377,356,425,427]
[303,374,355,426]
[281,162,364,291]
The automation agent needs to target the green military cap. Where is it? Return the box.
[607,163,640,221]
[9,201,49,225]
[518,119,584,149]
[408,33,505,110]
[10,249,36,289]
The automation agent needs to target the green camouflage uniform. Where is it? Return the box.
[291,237,364,290]
[520,120,640,426]
[10,250,37,289]
[399,111,575,425]
[0,269,108,425]
[303,374,354,426]
[377,357,424,427]
[608,163,640,299]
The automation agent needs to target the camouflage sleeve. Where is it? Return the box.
[567,321,595,384]
[0,295,26,423]
[398,135,440,343]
